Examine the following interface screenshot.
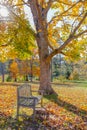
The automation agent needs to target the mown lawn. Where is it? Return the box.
[0,83,87,129]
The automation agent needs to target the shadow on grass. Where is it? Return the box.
[0,112,48,130]
[44,94,87,121]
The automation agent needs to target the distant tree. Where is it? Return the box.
[18,60,30,81]
[9,60,19,81]
[0,63,5,82]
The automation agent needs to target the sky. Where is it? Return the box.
[0,0,57,29]
[24,5,35,29]
[0,5,9,17]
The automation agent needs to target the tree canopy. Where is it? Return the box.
[0,2,36,61]
[0,0,87,61]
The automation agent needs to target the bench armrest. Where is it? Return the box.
[19,96,38,100]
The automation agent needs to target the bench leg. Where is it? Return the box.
[16,105,20,130]
[32,106,36,121]
[17,105,19,121]
[41,98,43,107]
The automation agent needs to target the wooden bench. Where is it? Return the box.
[17,83,43,120]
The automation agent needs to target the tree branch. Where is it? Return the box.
[70,11,84,34]
[60,51,66,56]
[0,1,27,7]
[46,11,87,63]
[46,36,73,63]
[74,30,87,38]
[71,12,87,35]
[48,0,81,26]
[48,43,55,50]
[22,0,30,7]
[12,3,27,7]
[58,0,72,6]
[0,38,13,47]
[0,44,8,47]
[0,19,15,22]
[43,0,54,16]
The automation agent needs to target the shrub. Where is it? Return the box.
[69,70,79,80]
[6,76,12,82]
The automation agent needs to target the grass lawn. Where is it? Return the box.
[0,82,87,129]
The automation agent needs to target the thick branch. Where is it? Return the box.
[43,0,54,16]
[46,27,87,63]
[46,36,73,63]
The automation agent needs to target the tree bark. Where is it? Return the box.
[37,36,56,95]
[39,60,55,95]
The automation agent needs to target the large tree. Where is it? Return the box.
[0,0,87,95]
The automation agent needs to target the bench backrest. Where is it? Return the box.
[17,83,32,98]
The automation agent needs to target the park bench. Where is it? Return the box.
[17,83,43,120]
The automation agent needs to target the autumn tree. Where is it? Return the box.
[0,0,87,95]
[9,60,19,81]
[29,49,40,81]
[0,4,36,81]
[18,60,30,81]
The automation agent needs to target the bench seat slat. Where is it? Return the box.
[19,95,42,107]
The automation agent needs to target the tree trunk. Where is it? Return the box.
[30,1,57,95]
[39,59,54,95]
[51,59,53,82]
[14,77,17,82]
[37,37,56,95]
[1,63,5,82]
[30,59,33,82]
[25,75,28,81]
